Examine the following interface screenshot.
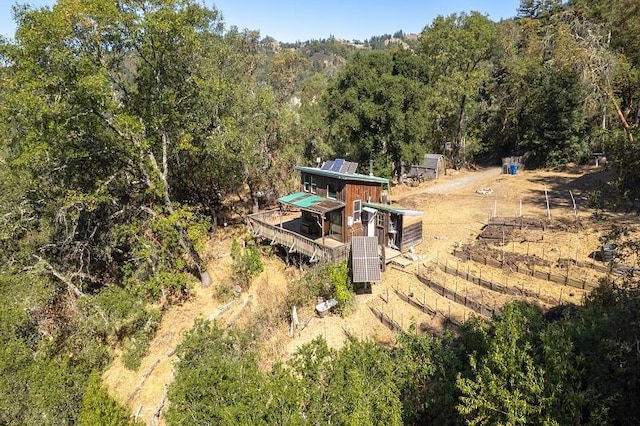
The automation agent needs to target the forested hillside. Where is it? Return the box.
[0,0,638,424]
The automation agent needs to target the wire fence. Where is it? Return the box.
[394,288,437,317]
[415,271,497,318]
[452,249,596,291]
[436,261,562,306]
[369,305,403,332]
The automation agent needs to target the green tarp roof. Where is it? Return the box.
[279,191,323,207]
[278,192,344,214]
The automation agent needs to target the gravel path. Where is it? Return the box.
[418,167,502,194]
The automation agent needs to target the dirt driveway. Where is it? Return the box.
[417,167,502,194]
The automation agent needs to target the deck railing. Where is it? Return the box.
[247,210,349,263]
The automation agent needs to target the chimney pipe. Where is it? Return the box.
[369,159,373,176]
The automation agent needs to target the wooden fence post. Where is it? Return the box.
[519,197,523,217]
[544,184,551,219]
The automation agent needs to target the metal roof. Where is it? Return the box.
[278,191,345,214]
[351,236,381,283]
[294,166,389,184]
[363,202,423,216]
[362,206,377,215]
[423,154,444,170]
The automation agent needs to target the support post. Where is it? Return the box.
[544,185,551,220]
[569,190,579,224]
[519,197,522,217]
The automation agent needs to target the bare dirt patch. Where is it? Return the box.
[102,234,294,425]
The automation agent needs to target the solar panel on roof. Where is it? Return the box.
[343,161,358,174]
[351,236,381,283]
[330,159,344,172]
[321,160,334,170]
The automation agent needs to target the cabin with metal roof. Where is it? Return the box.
[404,153,446,182]
[247,159,423,279]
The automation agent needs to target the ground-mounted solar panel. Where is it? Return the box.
[330,158,344,172]
[351,236,381,283]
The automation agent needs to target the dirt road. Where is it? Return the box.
[418,167,502,194]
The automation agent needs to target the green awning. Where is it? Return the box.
[278,191,344,214]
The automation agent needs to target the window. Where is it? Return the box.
[377,212,385,228]
[327,184,337,199]
[310,175,317,194]
[303,174,310,192]
[353,199,362,222]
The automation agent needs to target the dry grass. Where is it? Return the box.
[103,164,639,425]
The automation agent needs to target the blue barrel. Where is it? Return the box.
[509,163,518,175]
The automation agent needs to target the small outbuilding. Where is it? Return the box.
[404,153,446,181]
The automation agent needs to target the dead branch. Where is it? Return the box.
[225,295,253,327]
[206,300,235,322]
[128,358,161,404]
[32,254,84,298]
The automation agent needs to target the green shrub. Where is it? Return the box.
[121,307,161,370]
[213,281,234,302]
[79,372,135,426]
[329,261,354,314]
[286,261,354,316]
[230,238,264,289]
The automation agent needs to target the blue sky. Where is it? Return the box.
[1,0,522,42]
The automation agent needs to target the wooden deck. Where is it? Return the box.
[247,210,350,263]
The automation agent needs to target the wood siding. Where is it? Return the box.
[300,172,383,245]
[343,181,382,244]
[400,215,423,252]
[301,173,346,201]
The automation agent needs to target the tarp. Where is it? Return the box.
[278,192,344,214]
